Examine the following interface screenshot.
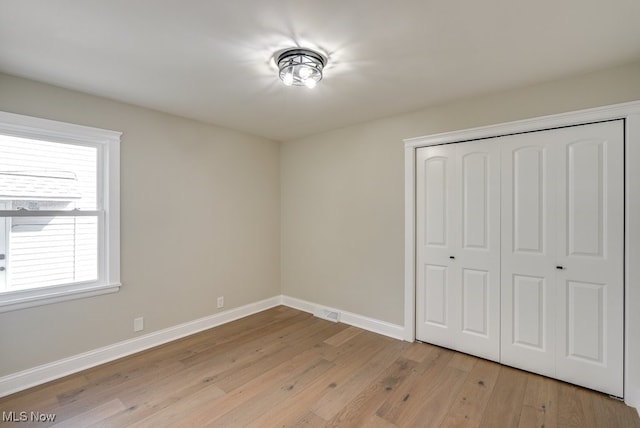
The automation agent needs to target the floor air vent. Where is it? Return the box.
[314,308,340,323]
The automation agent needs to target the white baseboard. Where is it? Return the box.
[0,294,406,398]
[626,386,640,417]
[281,295,316,314]
[0,295,281,398]
[281,295,406,341]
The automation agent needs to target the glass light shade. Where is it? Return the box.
[282,72,294,86]
[277,48,326,88]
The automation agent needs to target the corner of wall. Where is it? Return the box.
[281,295,406,341]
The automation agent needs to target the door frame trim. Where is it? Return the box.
[403,100,640,408]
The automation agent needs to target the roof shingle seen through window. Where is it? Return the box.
[0,170,81,200]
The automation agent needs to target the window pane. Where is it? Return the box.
[5,216,98,290]
[0,135,98,210]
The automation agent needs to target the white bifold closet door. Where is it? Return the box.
[501,120,624,397]
[416,139,501,361]
[415,120,624,396]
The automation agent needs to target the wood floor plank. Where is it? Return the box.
[1,307,637,428]
[590,392,640,428]
[124,383,227,428]
[0,375,88,417]
[180,352,327,426]
[86,358,230,427]
[323,325,363,347]
[478,366,528,428]
[240,333,398,427]
[317,329,389,364]
[557,382,595,428]
[402,342,439,363]
[325,356,419,427]
[206,357,333,427]
[375,346,455,425]
[447,352,478,373]
[517,373,559,428]
[58,359,185,409]
[177,311,316,368]
[400,366,468,427]
[87,306,303,385]
[213,318,346,392]
[440,358,501,428]
[52,398,126,428]
[289,411,331,428]
[311,339,407,420]
[364,414,399,428]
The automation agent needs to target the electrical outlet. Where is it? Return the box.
[217,296,224,309]
[134,317,144,332]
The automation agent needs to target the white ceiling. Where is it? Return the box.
[1,1,639,141]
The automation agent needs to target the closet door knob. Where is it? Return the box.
[449,256,455,260]
[556,266,565,270]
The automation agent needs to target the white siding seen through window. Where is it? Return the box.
[0,137,98,290]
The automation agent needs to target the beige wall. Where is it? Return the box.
[281,60,640,325]
[0,73,281,376]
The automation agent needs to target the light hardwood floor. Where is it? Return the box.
[1,306,638,427]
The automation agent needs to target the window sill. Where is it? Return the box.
[0,282,121,313]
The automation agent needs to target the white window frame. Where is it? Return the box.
[0,111,121,312]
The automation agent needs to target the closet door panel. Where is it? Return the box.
[456,142,501,360]
[500,121,624,395]
[462,152,490,250]
[566,140,605,257]
[501,135,557,377]
[424,156,449,247]
[416,145,458,348]
[554,121,624,397]
[512,147,547,254]
[416,140,500,361]
[512,274,547,351]
[422,263,448,326]
[461,268,489,336]
[565,280,604,361]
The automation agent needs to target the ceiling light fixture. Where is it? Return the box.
[276,48,326,89]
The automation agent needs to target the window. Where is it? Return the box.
[0,111,120,312]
